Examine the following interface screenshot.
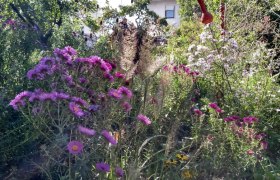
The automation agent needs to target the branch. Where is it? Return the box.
[9,3,27,23]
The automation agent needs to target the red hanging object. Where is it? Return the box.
[220,2,226,30]
[197,0,213,24]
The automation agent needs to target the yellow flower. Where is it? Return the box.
[181,169,192,179]
[176,153,189,161]
[164,159,178,167]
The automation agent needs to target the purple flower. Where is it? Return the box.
[260,141,268,150]
[101,130,117,145]
[38,92,57,101]
[67,140,83,155]
[184,66,191,74]
[63,75,75,87]
[118,86,133,99]
[27,69,38,80]
[9,91,32,110]
[100,61,110,72]
[64,46,77,56]
[122,102,132,112]
[215,108,224,113]
[209,102,219,109]
[71,97,88,107]
[115,167,124,177]
[54,48,72,62]
[69,102,85,117]
[9,99,25,110]
[115,72,125,79]
[104,73,114,82]
[89,104,100,112]
[162,65,169,71]
[29,93,40,102]
[243,116,258,124]
[55,92,70,100]
[194,109,203,116]
[137,114,151,125]
[224,115,240,122]
[208,102,223,113]
[255,133,266,140]
[15,91,32,100]
[36,64,50,74]
[108,89,122,99]
[78,125,96,136]
[40,57,56,66]
[79,77,88,84]
[89,56,102,65]
[96,162,110,172]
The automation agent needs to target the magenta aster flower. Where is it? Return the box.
[208,102,223,113]
[100,61,110,72]
[39,57,56,66]
[260,141,268,150]
[38,92,57,101]
[96,162,110,172]
[88,56,101,65]
[55,92,70,100]
[29,93,40,102]
[137,114,151,125]
[247,149,254,155]
[122,102,132,112]
[215,108,224,113]
[15,91,32,101]
[71,97,88,107]
[108,89,122,99]
[64,46,77,56]
[114,72,125,79]
[27,69,38,79]
[9,99,25,110]
[67,141,83,155]
[255,133,266,140]
[79,77,88,84]
[104,73,114,82]
[209,102,219,109]
[69,102,85,117]
[194,109,203,116]
[118,86,133,99]
[36,64,50,74]
[78,125,96,136]
[89,104,100,112]
[101,130,117,145]
[162,65,169,71]
[243,116,258,124]
[9,91,32,110]
[115,167,124,177]
[224,115,240,122]
[105,61,113,71]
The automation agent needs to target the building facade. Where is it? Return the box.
[147,0,180,27]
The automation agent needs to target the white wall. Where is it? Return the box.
[147,0,180,27]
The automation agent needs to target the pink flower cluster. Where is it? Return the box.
[208,102,224,113]
[95,162,124,177]
[227,116,268,151]
[54,46,77,63]
[9,90,70,110]
[224,115,258,124]
[101,130,118,145]
[137,114,152,125]
[194,109,203,116]
[108,86,133,99]
[75,56,116,82]
[27,57,56,80]
[162,64,200,77]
